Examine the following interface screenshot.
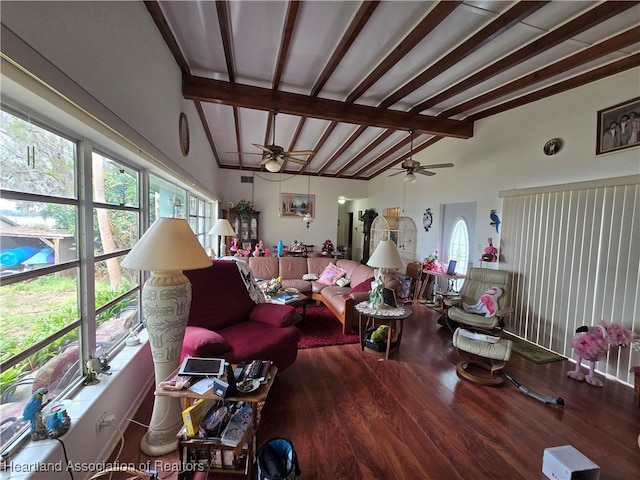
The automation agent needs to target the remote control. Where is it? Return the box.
[458,329,500,343]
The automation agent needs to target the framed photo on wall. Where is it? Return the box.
[596,97,640,155]
[280,193,315,217]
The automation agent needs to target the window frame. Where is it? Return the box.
[0,105,216,454]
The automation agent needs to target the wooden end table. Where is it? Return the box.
[356,303,412,360]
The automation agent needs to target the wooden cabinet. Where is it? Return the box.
[223,209,260,251]
[370,215,417,268]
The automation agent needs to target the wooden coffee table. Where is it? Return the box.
[266,292,309,321]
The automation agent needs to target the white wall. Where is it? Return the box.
[216,169,368,250]
[1,0,219,198]
[368,68,640,265]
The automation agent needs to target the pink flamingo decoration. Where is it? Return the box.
[567,321,634,387]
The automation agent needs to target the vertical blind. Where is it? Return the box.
[500,175,639,385]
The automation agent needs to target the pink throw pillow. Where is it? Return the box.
[318,263,347,285]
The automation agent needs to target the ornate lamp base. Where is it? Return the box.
[139,270,191,457]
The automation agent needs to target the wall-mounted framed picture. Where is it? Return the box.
[358,210,363,221]
[596,97,640,155]
[280,193,315,217]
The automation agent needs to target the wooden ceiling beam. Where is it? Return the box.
[412,1,638,113]
[183,75,474,139]
[470,54,640,122]
[381,0,548,108]
[321,1,539,174]
[289,1,380,170]
[444,26,640,118]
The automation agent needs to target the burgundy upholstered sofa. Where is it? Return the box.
[182,260,299,370]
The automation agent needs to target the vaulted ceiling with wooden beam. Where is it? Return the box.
[147,0,640,179]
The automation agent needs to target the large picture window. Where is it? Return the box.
[0,106,215,453]
[1,109,83,448]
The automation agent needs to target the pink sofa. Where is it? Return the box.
[245,256,399,334]
[182,260,300,370]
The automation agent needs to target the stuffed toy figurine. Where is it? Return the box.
[482,237,498,262]
[463,287,502,317]
[567,321,634,387]
[253,240,264,257]
[370,325,389,344]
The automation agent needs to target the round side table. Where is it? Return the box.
[356,302,412,360]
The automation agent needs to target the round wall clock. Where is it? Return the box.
[423,208,433,232]
[179,112,190,156]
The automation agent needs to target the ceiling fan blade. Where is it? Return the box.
[420,163,454,169]
[226,151,263,155]
[285,157,308,165]
[388,170,405,177]
[252,143,272,153]
[285,150,315,156]
[282,152,309,159]
[415,170,436,176]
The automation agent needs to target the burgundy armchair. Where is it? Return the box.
[182,260,299,370]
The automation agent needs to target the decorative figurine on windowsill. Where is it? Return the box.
[23,387,49,440]
[45,404,71,438]
[567,321,635,387]
[84,357,101,385]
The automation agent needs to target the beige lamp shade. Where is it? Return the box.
[367,240,404,269]
[121,217,212,271]
[208,218,236,237]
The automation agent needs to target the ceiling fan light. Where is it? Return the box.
[404,171,417,183]
[302,212,313,229]
[265,159,281,172]
[338,196,346,204]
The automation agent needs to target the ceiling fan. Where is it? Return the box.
[388,130,453,183]
[254,109,315,172]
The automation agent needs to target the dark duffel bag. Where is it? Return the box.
[256,437,301,480]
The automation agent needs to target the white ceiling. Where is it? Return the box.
[148,0,640,180]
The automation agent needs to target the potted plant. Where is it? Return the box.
[234,199,255,221]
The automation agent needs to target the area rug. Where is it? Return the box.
[500,331,566,364]
[295,304,360,349]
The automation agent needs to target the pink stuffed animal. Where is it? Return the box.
[567,321,634,387]
[462,287,502,317]
[253,240,264,257]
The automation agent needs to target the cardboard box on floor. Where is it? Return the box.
[542,445,600,480]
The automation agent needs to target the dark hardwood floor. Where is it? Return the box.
[114,304,639,479]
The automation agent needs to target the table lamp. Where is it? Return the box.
[366,240,404,309]
[208,218,237,257]
[121,217,212,456]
